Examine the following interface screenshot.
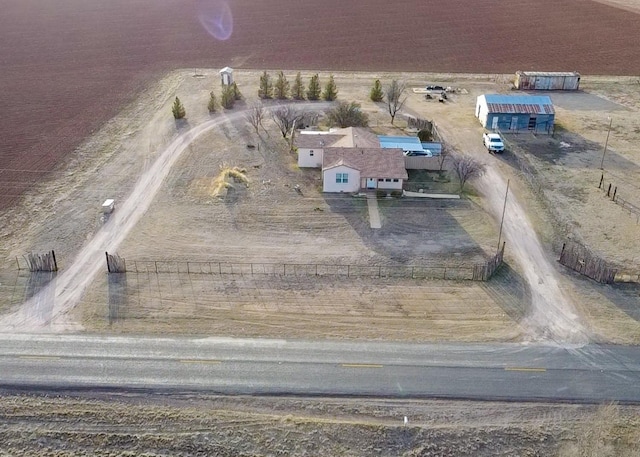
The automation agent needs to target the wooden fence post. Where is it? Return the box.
[612,186,617,200]
[607,183,611,197]
[51,250,58,271]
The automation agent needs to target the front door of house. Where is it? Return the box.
[366,178,376,189]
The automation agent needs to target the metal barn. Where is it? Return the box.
[514,71,580,90]
[476,94,555,134]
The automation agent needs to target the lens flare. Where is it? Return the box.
[197,0,233,41]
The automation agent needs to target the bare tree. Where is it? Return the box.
[272,105,302,138]
[385,79,407,125]
[437,143,451,173]
[325,101,369,128]
[451,154,486,192]
[244,102,266,136]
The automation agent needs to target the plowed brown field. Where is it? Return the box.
[1,0,639,209]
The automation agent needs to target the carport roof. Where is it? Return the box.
[480,94,555,115]
[378,135,424,153]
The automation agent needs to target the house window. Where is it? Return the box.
[393,179,399,182]
[385,178,392,182]
[309,150,314,156]
[378,178,384,182]
[335,173,349,184]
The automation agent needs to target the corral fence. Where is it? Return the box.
[559,241,617,284]
[598,174,640,224]
[473,242,505,281]
[105,256,505,282]
[16,250,58,272]
[106,252,126,273]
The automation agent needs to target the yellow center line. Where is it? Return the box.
[504,367,547,372]
[341,363,384,368]
[179,359,222,365]
[19,356,61,361]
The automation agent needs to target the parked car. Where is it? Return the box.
[482,133,505,153]
[425,85,446,95]
[404,150,433,157]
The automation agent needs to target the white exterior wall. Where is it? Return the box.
[297,148,323,168]
[475,96,489,127]
[323,165,360,193]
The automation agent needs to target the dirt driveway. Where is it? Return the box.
[1,70,639,343]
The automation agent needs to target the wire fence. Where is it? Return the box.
[120,259,481,281]
[598,174,640,223]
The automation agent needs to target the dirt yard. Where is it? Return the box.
[0,70,639,343]
[1,393,639,457]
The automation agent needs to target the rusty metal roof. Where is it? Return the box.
[481,94,555,115]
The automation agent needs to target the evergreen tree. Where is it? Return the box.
[258,71,273,99]
[207,91,217,112]
[274,71,290,99]
[232,82,242,100]
[221,85,236,109]
[291,72,305,100]
[322,74,338,101]
[172,96,186,119]
[306,74,321,101]
[370,79,384,102]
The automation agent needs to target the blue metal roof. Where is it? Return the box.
[480,94,555,114]
[378,135,424,152]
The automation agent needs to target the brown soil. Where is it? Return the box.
[2,0,640,209]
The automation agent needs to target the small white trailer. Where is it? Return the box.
[101,199,115,214]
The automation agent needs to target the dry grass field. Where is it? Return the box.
[1,70,639,344]
[2,393,639,456]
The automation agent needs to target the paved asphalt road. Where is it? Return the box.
[1,334,639,403]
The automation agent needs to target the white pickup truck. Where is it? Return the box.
[483,133,505,153]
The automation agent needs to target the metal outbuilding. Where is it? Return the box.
[476,94,555,134]
[219,66,234,85]
[514,71,580,91]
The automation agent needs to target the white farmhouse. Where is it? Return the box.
[322,148,407,193]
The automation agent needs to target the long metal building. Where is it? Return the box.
[476,94,555,134]
[514,71,580,91]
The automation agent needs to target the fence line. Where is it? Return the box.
[559,241,618,284]
[598,174,640,223]
[19,250,58,272]
[473,242,505,281]
[105,258,509,281]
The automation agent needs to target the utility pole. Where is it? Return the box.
[599,116,612,169]
[497,179,510,254]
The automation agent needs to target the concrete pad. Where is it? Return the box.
[403,190,460,199]
[366,194,382,229]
